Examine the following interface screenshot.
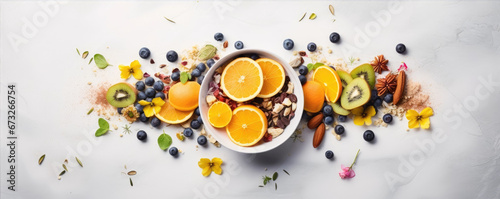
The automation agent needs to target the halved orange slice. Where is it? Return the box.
[255,58,286,98]
[220,58,263,102]
[208,102,232,128]
[225,105,267,147]
[312,66,343,103]
[155,100,194,124]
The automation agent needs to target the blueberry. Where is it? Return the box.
[137,91,146,101]
[283,39,294,50]
[334,125,345,135]
[155,92,165,100]
[145,88,156,98]
[191,119,201,129]
[234,41,244,50]
[323,105,334,116]
[153,81,164,91]
[324,116,334,125]
[396,43,406,54]
[384,93,393,103]
[249,54,259,60]
[135,81,146,91]
[191,68,201,78]
[197,75,204,85]
[307,42,317,52]
[325,150,334,159]
[171,71,180,81]
[298,65,308,75]
[135,103,144,113]
[197,135,207,145]
[363,130,375,142]
[145,77,155,86]
[338,115,347,122]
[299,75,307,85]
[166,50,178,62]
[206,59,215,68]
[370,90,379,102]
[151,117,161,127]
[374,98,382,108]
[329,32,340,43]
[145,98,153,102]
[383,114,393,123]
[183,128,194,137]
[137,130,147,141]
[139,113,149,122]
[139,47,151,59]
[196,63,207,73]
[169,147,178,156]
[214,32,224,41]
[197,116,203,124]
[194,107,200,116]
[117,108,123,114]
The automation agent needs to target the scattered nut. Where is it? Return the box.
[289,56,304,68]
[282,98,292,106]
[283,107,291,117]
[292,103,297,111]
[206,95,217,106]
[286,81,294,94]
[272,103,284,114]
[268,128,284,138]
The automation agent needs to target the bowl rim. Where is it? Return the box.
[198,49,304,154]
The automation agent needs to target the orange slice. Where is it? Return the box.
[255,58,286,98]
[220,58,263,102]
[208,102,232,128]
[312,66,343,103]
[155,100,194,124]
[225,105,267,147]
[168,81,200,111]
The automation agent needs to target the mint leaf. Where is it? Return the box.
[158,132,172,150]
[180,71,189,84]
[198,44,217,61]
[272,172,278,181]
[95,128,108,137]
[307,63,325,72]
[98,118,109,130]
[307,63,313,72]
[94,54,110,69]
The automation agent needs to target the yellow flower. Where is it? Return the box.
[352,106,376,126]
[406,107,433,129]
[119,60,143,80]
[138,97,165,117]
[198,157,223,177]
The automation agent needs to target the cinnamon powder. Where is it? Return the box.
[399,80,430,111]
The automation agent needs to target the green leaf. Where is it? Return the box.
[198,44,217,61]
[180,72,189,84]
[76,48,80,55]
[82,51,89,59]
[98,118,109,129]
[95,128,108,137]
[157,133,172,150]
[94,54,110,69]
[307,63,324,72]
[272,172,278,181]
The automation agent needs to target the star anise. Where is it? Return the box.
[375,73,397,96]
[370,55,389,74]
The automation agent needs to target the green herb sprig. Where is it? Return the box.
[95,118,110,137]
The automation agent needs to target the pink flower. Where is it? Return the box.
[398,62,408,72]
[339,149,360,179]
[339,164,356,179]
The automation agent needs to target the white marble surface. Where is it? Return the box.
[1,1,500,198]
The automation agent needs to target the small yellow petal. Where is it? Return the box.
[364,117,372,126]
[365,106,376,117]
[420,107,434,118]
[153,106,161,115]
[152,97,165,106]
[353,115,365,126]
[212,165,222,175]
[351,107,364,116]
[211,158,223,166]
[202,167,212,177]
[406,110,419,120]
[138,100,150,106]
[408,119,419,129]
[120,70,131,79]
[420,117,431,129]
[119,65,130,72]
[143,106,154,117]
[198,158,210,168]
[130,60,141,70]
[132,68,143,80]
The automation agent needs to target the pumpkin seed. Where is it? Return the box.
[62,164,68,171]
[164,16,175,23]
[82,51,89,59]
[329,5,335,15]
[129,177,133,186]
[38,154,45,165]
[127,170,137,176]
[59,170,66,176]
[299,12,306,22]
[76,157,83,167]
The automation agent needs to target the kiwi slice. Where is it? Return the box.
[106,83,137,108]
[340,78,371,110]
[329,102,350,116]
[337,70,353,89]
[350,63,375,89]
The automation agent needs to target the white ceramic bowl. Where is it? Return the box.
[198,49,304,153]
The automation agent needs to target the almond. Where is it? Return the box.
[307,113,323,129]
[313,123,325,148]
[393,70,406,105]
